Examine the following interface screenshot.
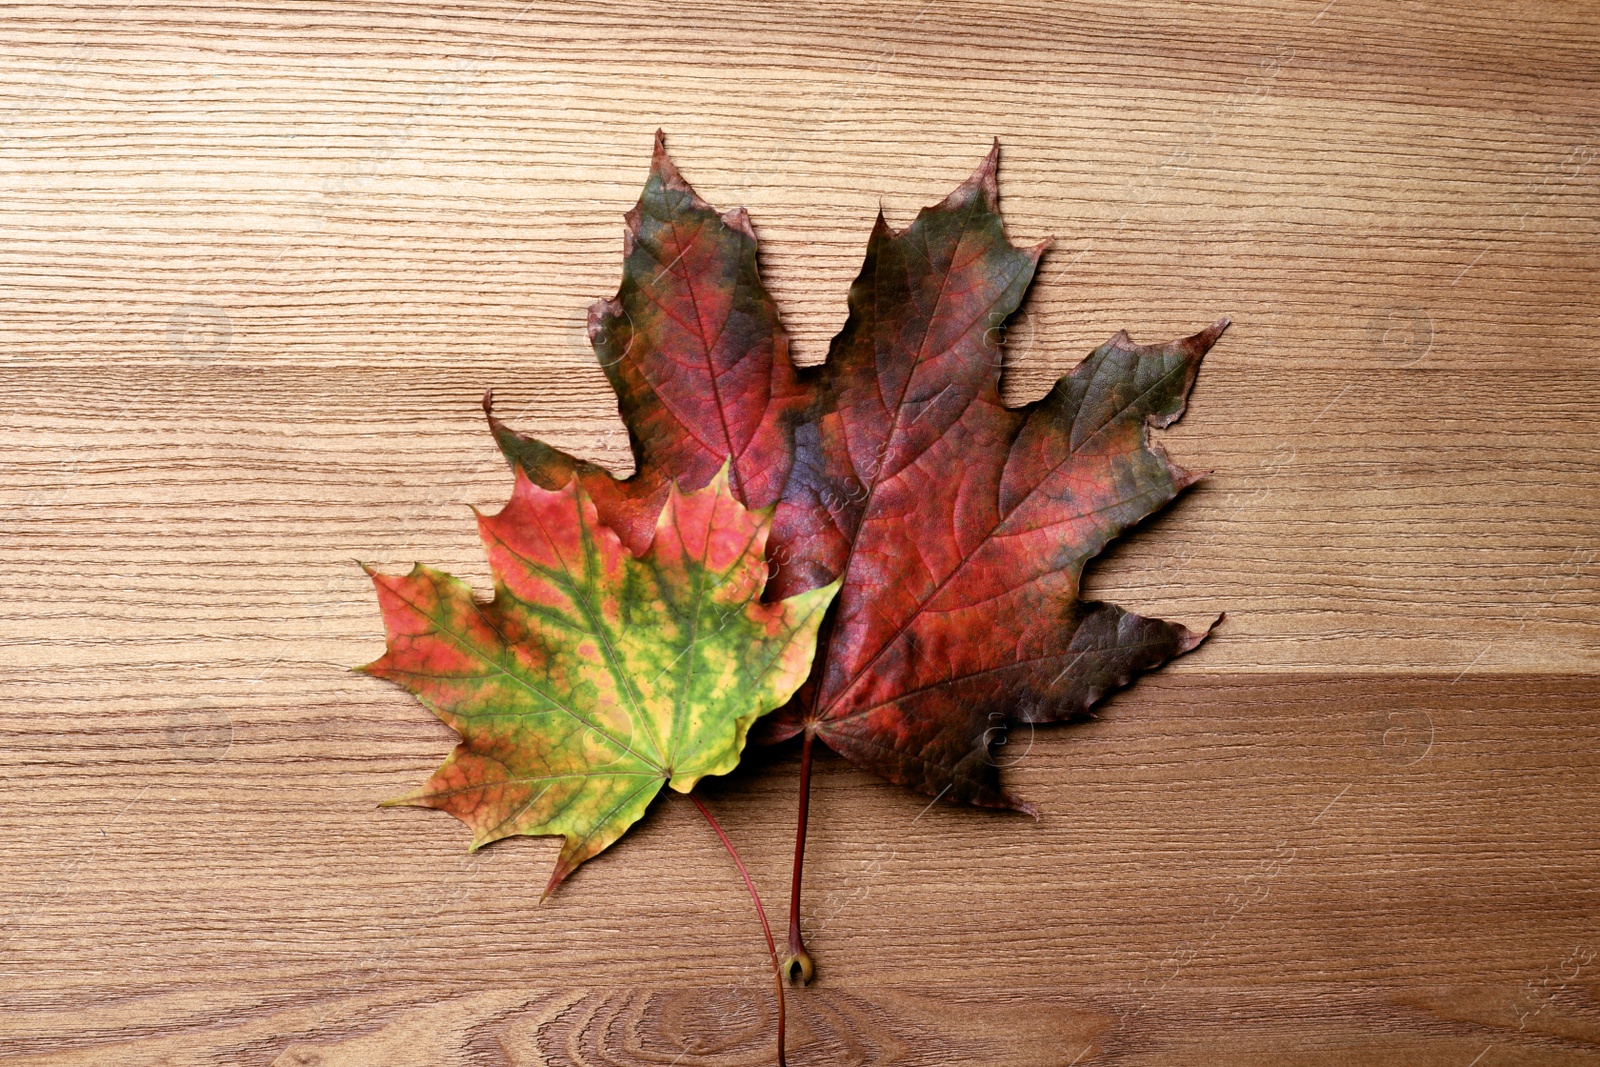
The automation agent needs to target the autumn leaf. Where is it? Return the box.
[760,149,1225,810]
[361,464,838,894]
[488,129,806,558]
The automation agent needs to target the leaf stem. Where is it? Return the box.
[783,730,816,984]
[688,792,787,1067]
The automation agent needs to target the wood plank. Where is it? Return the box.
[6,984,1600,1066]
[1,1,1597,1063]
[3,675,1599,1063]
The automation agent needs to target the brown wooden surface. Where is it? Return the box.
[2,2,1598,1064]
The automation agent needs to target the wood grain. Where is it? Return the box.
[1,2,1597,1063]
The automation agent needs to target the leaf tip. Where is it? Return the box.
[648,128,695,198]
[1179,613,1225,654]
[1193,317,1231,351]
[649,129,672,179]
[872,206,892,238]
[722,205,757,241]
[542,857,576,902]
[709,454,735,493]
[950,138,1001,208]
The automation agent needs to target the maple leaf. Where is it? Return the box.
[491,135,1225,811]
[488,129,806,558]
[361,464,838,894]
[760,152,1226,811]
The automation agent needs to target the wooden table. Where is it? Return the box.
[3,2,1597,1063]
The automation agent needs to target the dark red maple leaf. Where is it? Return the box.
[489,133,1226,977]
[759,155,1224,812]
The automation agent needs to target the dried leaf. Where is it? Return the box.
[489,131,805,556]
[762,148,1224,807]
[362,465,837,892]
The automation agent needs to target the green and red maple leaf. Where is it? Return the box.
[363,465,836,893]
[365,133,1224,934]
